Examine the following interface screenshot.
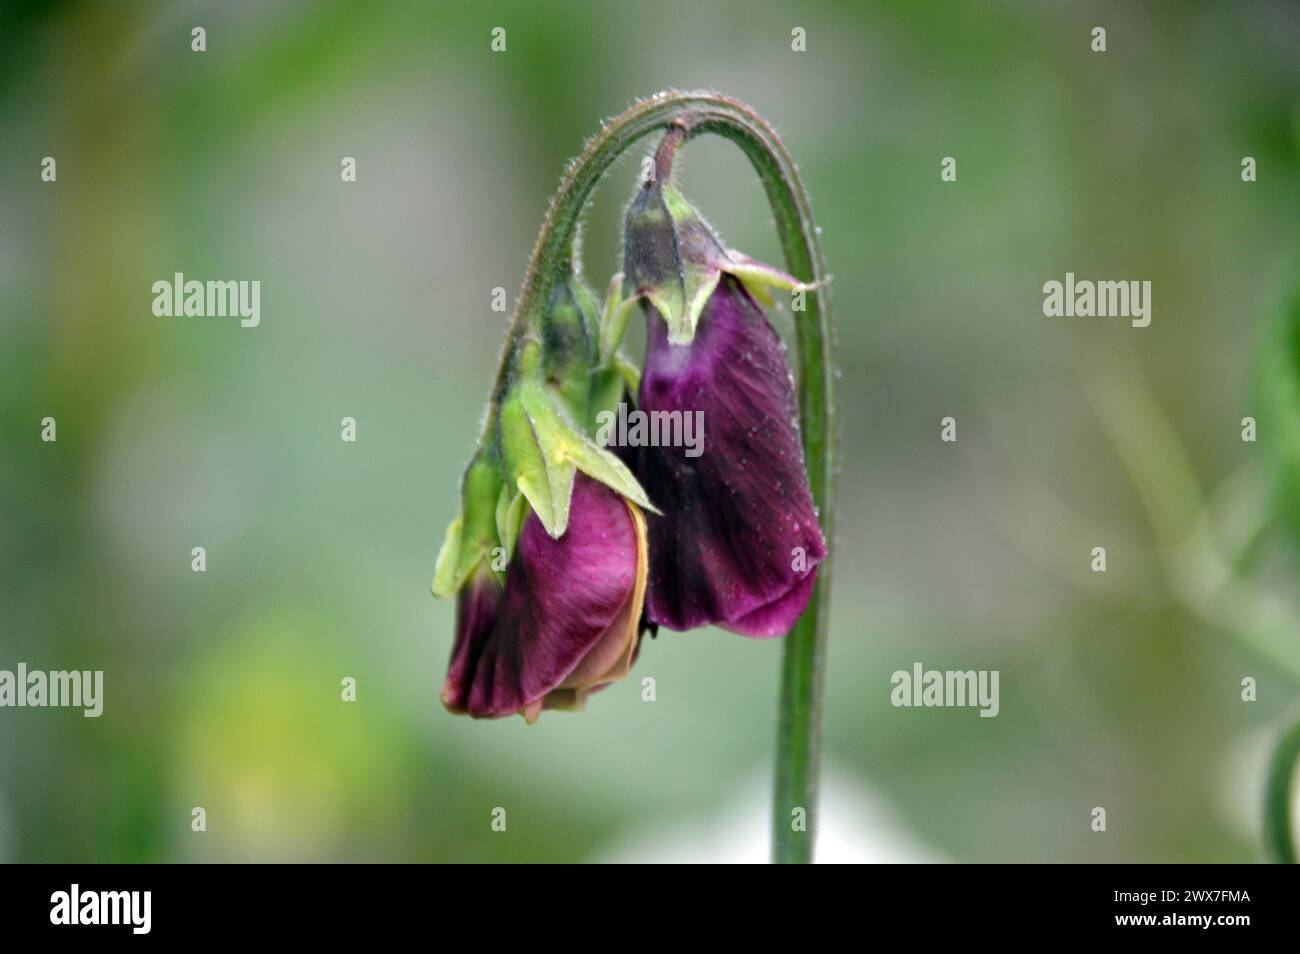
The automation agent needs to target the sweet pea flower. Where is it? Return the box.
[622,176,826,636]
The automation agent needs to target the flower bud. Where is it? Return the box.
[440,474,648,722]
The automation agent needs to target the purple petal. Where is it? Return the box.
[721,570,817,638]
[637,276,826,636]
[441,568,502,714]
[442,475,645,719]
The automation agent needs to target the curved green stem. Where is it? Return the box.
[1265,715,1300,863]
[501,91,835,863]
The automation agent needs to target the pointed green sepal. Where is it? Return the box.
[587,364,627,432]
[599,273,640,364]
[541,278,600,423]
[431,449,505,599]
[431,514,465,599]
[498,378,574,537]
[494,483,529,562]
[623,181,735,343]
[726,250,821,307]
[612,352,641,396]
[624,178,825,343]
[623,180,732,344]
[498,373,655,538]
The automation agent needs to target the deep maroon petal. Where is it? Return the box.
[450,475,642,718]
[637,275,826,636]
[441,568,502,713]
[721,569,817,637]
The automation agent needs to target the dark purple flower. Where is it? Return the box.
[635,275,826,636]
[440,474,648,722]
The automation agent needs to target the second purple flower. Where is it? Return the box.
[619,167,827,637]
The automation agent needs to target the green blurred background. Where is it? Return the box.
[1,0,1298,862]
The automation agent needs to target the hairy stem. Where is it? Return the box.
[501,90,835,863]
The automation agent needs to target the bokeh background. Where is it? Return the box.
[1,0,1298,863]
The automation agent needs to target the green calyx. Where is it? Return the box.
[623,178,818,345]
[432,273,653,600]
[431,448,504,599]
[496,359,653,540]
[497,275,652,540]
[623,179,726,345]
[540,278,600,423]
